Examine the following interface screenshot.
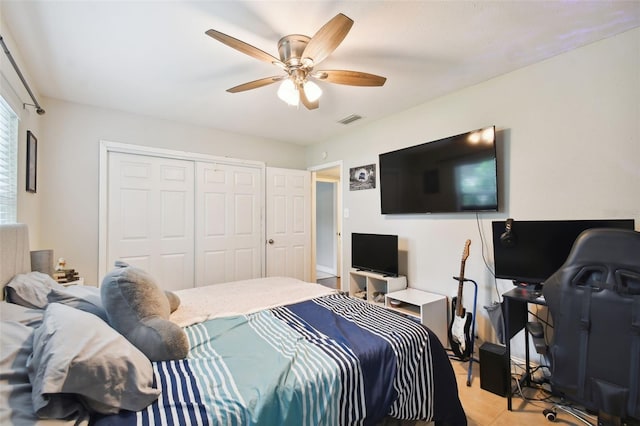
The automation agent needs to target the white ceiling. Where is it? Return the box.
[3,1,639,146]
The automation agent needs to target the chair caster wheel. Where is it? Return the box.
[543,409,557,422]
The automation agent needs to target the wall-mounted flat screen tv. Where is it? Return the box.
[379,126,498,214]
[351,233,399,277]
[492,219,635,287]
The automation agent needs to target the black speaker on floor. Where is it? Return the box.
[479,342,509,397]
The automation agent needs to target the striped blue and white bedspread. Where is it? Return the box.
[94,294,466,426]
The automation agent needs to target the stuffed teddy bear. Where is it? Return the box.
[100,261,189,361]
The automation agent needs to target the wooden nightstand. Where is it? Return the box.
[60,277,85,287]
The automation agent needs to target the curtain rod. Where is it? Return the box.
[0,35,45,115]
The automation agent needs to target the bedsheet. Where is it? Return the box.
[95,294,466,426]
[170,276,336,327]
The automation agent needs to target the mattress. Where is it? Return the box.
[95,292,466,426]
[0,273,465,425]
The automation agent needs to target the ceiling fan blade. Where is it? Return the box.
[297,82,319,110]
[206,29,285,67]
[302,13,353,67]
[312,70,387,86]
[227,76,285,93]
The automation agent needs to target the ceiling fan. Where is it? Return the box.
[205,13,386,110]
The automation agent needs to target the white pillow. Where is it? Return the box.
[27,303,160,418]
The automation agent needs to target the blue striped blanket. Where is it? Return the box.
[94,294,466,425]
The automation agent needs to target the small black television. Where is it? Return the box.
[379,126,498,214]
[351,233,399,277]
[492,219,635,287]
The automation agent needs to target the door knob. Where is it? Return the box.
[268,239,274,244]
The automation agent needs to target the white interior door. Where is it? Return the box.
[107,152,194,291]
[266,167,311,281]
[195,162,263,286]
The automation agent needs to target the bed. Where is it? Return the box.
[0,224,466,426]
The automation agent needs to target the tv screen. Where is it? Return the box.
[492,219,635,286]
[351,233,399,277]
[379,126,498,214]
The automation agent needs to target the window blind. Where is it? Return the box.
[0,96,18,224]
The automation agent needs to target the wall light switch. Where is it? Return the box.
[343,208,350,218]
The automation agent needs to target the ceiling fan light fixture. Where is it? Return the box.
[207,13,386,110]
[303,80,322,102]
[277,79,299,106]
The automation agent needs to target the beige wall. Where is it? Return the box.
[307,28,640,347]
[4,7,639,356]
[37,98,307,285]
[0,22,43,248]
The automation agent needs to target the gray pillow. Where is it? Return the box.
[27,303,160,418]
[0,314,76,425]
[100,262,189,361]
[0,300,43,327]
[5,272,63,308]
[5,272,107,321]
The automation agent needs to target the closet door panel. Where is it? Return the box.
[204,192,227,236]
[107,152,194,291]
[234,248,259,281]
[203,250,226,284]
[195,162,262,287]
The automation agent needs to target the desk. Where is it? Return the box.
[502,287,547,411]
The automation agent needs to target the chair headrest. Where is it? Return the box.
[544,228,640,296]
[564,228,640,269]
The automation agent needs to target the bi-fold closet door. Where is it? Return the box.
[106,151,262,291]
[195,161,262,286]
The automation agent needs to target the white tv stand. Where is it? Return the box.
[385,288,448,345]
[348,269,407,306]
[348,269,448,345]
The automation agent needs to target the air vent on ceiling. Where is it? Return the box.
[338,114,362,125]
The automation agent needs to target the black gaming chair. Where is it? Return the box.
[542,228,640,425]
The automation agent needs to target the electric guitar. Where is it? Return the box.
[448,239,473,361]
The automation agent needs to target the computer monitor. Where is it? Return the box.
[492,219,635,288]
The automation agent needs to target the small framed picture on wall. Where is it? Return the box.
[349,164,376,191]
[26,130,37,193]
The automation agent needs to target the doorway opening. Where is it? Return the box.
[310,162,342,291]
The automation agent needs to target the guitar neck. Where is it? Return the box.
[455,239,471,318]
[456,260,466,317]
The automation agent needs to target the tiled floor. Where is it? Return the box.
[452,360,592,426]
[318,278,605,425]
[317,275,340,290]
